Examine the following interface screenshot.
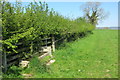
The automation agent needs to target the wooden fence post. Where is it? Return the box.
[30,42,33,54]
[52,35,55,52]
[2,51,7,73]
[0,50,2,77]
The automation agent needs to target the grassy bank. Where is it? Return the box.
[4,30,118,78]
[30,30,118,78]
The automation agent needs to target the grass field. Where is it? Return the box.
[28,30,118,78]
[6,30,118,78]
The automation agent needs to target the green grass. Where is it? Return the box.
[6,30,117,78]
[31,30,118,78]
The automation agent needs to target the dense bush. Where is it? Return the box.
[1,1,95,56]
[2,66,23,78]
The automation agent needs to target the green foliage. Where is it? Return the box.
[2,30,118,78]
[30,30,118,78]
[23,56,49,74]
[3,66,23,78]
[2,1,95,57]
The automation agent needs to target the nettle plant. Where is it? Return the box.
[1,1,95,56]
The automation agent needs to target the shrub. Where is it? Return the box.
[1,1,95,59]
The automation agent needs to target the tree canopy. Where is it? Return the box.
[82,2,107,26]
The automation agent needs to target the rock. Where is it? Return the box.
[46,59,55,66]
[19,60,29,68]
[22,73,33,78]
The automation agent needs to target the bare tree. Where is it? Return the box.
[82,2,107,26]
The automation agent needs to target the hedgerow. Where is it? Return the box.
[1,1,95,56]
